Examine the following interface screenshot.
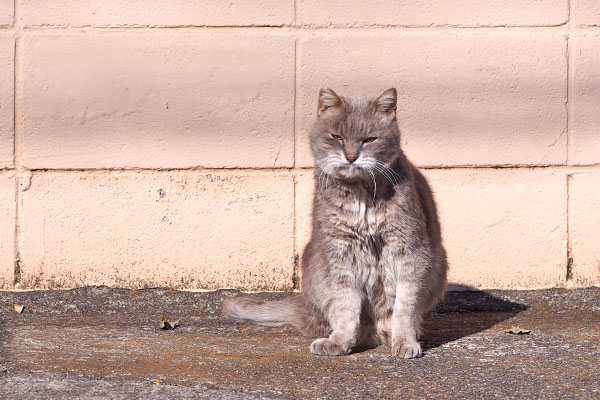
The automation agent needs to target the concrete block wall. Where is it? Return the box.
[0,1,599,290]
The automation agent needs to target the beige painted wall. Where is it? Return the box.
[0,1,599,290]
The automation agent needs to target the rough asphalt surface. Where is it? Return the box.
[1,287,599,399]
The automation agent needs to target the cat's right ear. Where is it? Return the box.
[318,88,342,116]
[374,88,397,119]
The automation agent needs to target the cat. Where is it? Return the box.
[222,88,448,358]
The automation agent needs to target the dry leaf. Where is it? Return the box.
[14,304,24,314]
[159,313,180,330]
[506,326,531,335]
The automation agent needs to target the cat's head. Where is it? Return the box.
[310,88,401,181]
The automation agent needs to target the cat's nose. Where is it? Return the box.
[346,155,357,163]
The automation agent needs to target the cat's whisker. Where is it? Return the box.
[325,164,338,191]
[316,156,340,191]
[317,168,327,191]
[371,161,400,186]
[323,168,331,191]
[316,165,325,190]
[367,168,377,203]
[374,160,402,183]
[371,164,397,186]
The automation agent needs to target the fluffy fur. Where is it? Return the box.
[223,88,448,358]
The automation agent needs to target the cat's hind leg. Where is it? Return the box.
[354,305,382,350]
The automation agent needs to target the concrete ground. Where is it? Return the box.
[1,287,599,399]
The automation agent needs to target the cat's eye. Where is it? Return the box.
[363,137,377,143]
[331,134,343,141]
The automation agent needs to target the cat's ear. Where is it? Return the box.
[318,88,342,116]
[374,88,397,119]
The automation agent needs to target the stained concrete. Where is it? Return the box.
[1,287,599,399]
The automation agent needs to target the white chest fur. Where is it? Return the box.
[354,187,378,234]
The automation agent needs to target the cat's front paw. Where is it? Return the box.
[391,338,422,359]
[310,338,351,356]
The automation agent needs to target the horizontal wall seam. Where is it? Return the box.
[10,25,585,33]
[17,165,600,174]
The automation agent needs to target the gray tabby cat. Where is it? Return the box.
[223,88,448,358]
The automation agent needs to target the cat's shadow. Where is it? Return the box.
[350,287,528,354]
[419,286,528,351]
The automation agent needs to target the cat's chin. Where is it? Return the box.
[336,165,364,180]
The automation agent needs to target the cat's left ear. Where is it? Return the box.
[374,88,397,119]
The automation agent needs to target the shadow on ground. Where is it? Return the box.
[423,287,528,350]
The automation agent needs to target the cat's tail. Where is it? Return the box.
[222,294,303,329]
